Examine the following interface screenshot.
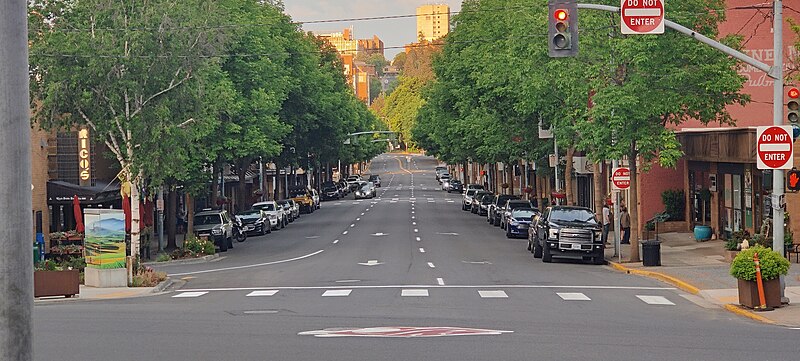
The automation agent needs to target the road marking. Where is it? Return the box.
[557,292,592,301]
[371,233,388,236]
[361,213,365,216]
[437,278,445,285]
[427,262,436,268]
[343,231,348,235]
[350,224,355,228]
[246,290,279,297]
[636,295,675,305]
[411,216,416,219]
[305,236,319,239]
[172,291,208,298]
[356,218,361,221]
[333,239,339,244]
[416,237,421,241]
[414,229,419,233]
[169,250,325,276]
[358,260,384,266]
[335,279,361,283]
[437,232,459,236]
[322,289,352,297]
[243,310,279,314]
[419,248,425,253]
[462,260,492,265]
[412,222,417,226]
[180,285,677,292]
[401,289,429,297]
[478,290,508,299]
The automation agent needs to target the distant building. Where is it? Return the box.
[416,4,450,42]
[316,27,358,55]
[316,27,373,104]
[357,35,384,57]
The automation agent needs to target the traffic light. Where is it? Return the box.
[788,169,800,192]
[787,86,799,124]
[548,0,578,57]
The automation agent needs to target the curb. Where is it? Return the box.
[723,304,776,324]
[143,253,220,267]
[152,278,174,293]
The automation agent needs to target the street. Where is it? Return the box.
[33,154,798,361]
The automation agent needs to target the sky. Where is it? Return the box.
[283,0,463,60]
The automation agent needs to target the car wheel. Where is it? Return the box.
[227,237,234,249]
[527,240,532,251]
[593,255,606,265]
[261,226,267,236]
[533,240,542,258]
[506,228,512,238]
[218,238,228,252]
[542,241,552,263]
[494,217,501,227]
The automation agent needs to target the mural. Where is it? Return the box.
[84,209,126,269]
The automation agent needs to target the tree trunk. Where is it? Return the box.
[210,161,219,208]
[186,194,195,238]
[463,162,469,184]
[565,147,575,205]
[629,141,641,262]
[130,176,141,263]
[237,158,250,214]
[593,162,604,216]
[166,186,177,251]
[509,162,515,195]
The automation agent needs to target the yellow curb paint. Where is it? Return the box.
[608,262,700,295]
[723,304,776,324]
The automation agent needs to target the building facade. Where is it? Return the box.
[316,27,375,104]
[416,4,450,42]
[358,35,384,57]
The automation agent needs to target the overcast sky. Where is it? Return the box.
[284,0,463,59]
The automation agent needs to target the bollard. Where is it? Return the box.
[753,252,771,311]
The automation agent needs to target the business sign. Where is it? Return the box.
[78,129,91,185]
[756,126,794,170]
[84,209,126,269]
[621,0,665,35]
[612,167,631,190]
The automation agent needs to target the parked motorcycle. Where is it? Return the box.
[233,216,247,243]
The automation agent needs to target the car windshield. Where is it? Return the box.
[290,191,307,197]
[347,176,359,181]
[323,186,337,192]
[466,190,477,196]
[253,203,275,211]
[195,214,222,226]
[509,202,531,210]
[483,196,496,204]
[470,185,484,189]
[512,209,535,219]
[238,211,262,220]
[369,175,379,180]
[550,209,598,224]
[360,184,372,191]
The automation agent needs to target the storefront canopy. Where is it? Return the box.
[47,181,121,205]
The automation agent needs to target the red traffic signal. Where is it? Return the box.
[788,87,800,99]
[554,9,568,21]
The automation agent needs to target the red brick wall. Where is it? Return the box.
[638,161,686,229]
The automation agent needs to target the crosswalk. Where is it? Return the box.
[327,198,460,206]
[171,289,677,306]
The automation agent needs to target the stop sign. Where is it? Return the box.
[757,126,794,170]
[621,0,665,35]
[612,167,631,190]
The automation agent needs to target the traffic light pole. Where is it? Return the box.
[0,1,34,359]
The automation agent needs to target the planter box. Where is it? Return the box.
[34,270,80,298]
[737,278,782,309]
[724,250,740,263]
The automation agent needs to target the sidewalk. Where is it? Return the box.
[35,284,163,303]
[605,231,800,326]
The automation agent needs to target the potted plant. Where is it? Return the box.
[694,188,713,241]
[730,245,790,309]
[724,230,749,262]
[34,259,80,298]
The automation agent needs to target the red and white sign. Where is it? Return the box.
[298,326,513,338]
[621,0,665,35]
[612,167,631,190]
[757,126,794,170]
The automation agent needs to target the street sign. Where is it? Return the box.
[612,167,631,190]
[756,126,794,170]
[620,0,665,35]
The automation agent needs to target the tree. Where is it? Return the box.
[392,52,407,71]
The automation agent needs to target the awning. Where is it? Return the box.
[47,181,121,205]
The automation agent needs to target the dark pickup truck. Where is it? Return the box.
[529,206,604,265]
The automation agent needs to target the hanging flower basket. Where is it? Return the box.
[523,187,533,194]
[501,183,510,189]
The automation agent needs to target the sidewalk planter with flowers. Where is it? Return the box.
[34,260,80,298]
[730,245,790,309]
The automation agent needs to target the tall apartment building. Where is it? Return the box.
[316,27,376,104]
[357,35,385,57]
[416,4,450,42]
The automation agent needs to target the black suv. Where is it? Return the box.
[477,193,496,216]
[529,206,604,264]
[488,195,520,226]
[321,181,340,201]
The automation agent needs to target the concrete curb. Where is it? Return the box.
[608,260,778,325]
[152,278,174,293]
[143,253,220,267]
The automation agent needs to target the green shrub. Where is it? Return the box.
[156,253,171,262]
[724,238,740,251]
[661,189,685,221]
[183,237,215,256]
[730,245,790,281]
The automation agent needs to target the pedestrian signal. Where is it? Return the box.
[548,1,578,58]
[788,169,800,192]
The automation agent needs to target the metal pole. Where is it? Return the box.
[554,132,561,204]
[259,157,265,202]
[157,187,164,252]
[613,160,621,259]
[772,0,787,301]
[0,0,34,358]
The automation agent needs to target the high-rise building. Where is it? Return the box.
[416,4,450,42]
[357,35,385,57]
[316,27,358,55]
[316,27,373,104]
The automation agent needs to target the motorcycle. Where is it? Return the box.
[233,216,247,243]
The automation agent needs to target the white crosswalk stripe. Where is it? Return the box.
[557,292,591,301]
[172,291,208,298]
[478,290,508,298]
[636,295,675,305]
[401,289,429,297]
[322,289,352,297]
[246,290,279,297]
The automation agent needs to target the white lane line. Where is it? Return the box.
[557,292,592,301]
[419,248,425,253]
[169,250,325,276]
[350,224,355,228]
[172,291,208,298]
[361,213,365,216]
[414,229,419,233]
[401,289,429,297]
[246,290,279,297]
[356,218,361,221]
[411,211,415,214]
[478,290,509,299]
[243,310,279,314]
[427,262,436,268]
[322,289,352,297]
[437,278,445,286]
[411,216,416,219]
[637,295,675,305]
[342,230,349,235]
[333,239,339,244]
[412,222,417,226]
[416,237,421,241]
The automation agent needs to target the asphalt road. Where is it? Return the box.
[34,153,799,361]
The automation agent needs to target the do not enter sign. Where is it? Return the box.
[612,167,631,190]
[757,126,794,170]
[621,0,665,35]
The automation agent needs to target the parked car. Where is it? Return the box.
[310,188,320,210]
[446,179,463,193]
[369,174,382,187]
[193,209,234,252]
[288,186,315,213]
[439,173,451,187]
[354,181,376,199]
[251,201,284,230]
[501,200,537,230]
[321,182,340,201]
[505,208,536,239]
[488,195,520,226]
[347,175,362,191]
[276,199,297,223]
[236,209,270,236]
[462,189,481,211]
[435,166,447,180]
[466,184,485,191]
[529,206,604,264]
[470,191,492,213]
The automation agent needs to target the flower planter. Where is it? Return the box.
[693,225,712,242]
[34,270,80,298]
[737,278,782,309]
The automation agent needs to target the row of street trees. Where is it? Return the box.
[28,0,385,250]
[412,0,749,261]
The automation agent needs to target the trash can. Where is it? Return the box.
[641,240,661,266]
[33,244,41,264]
